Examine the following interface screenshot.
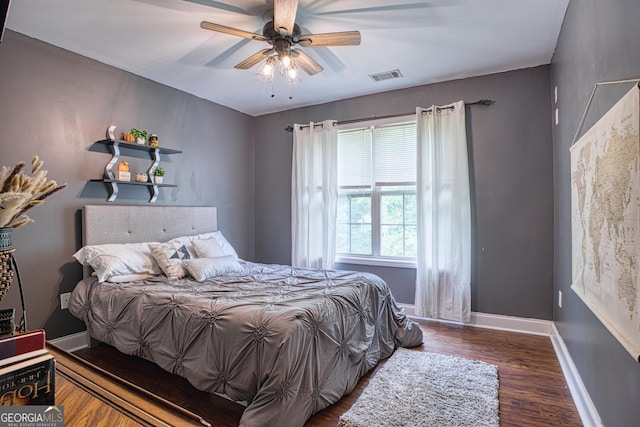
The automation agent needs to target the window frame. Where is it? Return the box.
[335,115,417,269]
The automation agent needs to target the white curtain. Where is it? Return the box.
[291,120,338,269]
[415,102,471,322]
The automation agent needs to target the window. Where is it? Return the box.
[336,117,417,266]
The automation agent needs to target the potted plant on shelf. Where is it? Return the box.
[130,128,148,144]
[151,166,165,184]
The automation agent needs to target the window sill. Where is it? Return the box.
[335,256,417,269]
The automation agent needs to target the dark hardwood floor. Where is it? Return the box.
[56,374,144,427]
[73,321,582,426]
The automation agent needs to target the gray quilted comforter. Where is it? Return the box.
[69,261,423,427]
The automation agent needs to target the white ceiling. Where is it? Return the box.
[7,0,569,117]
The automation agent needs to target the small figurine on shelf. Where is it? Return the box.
[116,161,131,181]
[151,166,165,184]
[149,134,159,147]
[122,132,135,142]
[130,128,148,145]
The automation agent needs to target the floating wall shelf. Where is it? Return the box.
[90,139,182,203]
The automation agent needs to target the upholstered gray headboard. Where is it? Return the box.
[82,205,218,246]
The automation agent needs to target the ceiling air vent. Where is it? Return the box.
[369,69,403,82]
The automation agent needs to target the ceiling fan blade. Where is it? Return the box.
[297,25,345,73]
[298,31,361,48]
[200,21,266,41]
[235,49,275,69]
[274,0,298,36]
[292,49,323,75]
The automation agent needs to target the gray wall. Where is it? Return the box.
[551,0,640,425]
[0,31,255,339]
[254,66,555,319]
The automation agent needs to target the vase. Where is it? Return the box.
[0,227,14,302]
[0,227,26,332]
[136,137,146,145]
[154,176,164,184]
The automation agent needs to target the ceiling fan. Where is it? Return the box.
[199,0,361,78]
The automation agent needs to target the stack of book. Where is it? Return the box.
[0,330,55,405]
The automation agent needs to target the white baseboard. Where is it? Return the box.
[49,330,89,352]
[402,304,553,336]
[550,323,603,427]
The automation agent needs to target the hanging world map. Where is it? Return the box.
[571,85,640,361]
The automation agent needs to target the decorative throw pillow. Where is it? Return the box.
[73,242,162,283]
[149,241,195,280]
[192,237,226,258]
[182,256,244,282]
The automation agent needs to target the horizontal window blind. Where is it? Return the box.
[338,121,416,188]
[373,122,416,186]
[337,128,372,188]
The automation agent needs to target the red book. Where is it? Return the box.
[0,330,45,359]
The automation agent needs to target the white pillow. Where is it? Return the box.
[209,231,238,259]
[189,232,218,241]
[182,256,244,282]
[149,241,195,280]
[192,238,226,258]
[167,231,239,259]
[73,242,162,283]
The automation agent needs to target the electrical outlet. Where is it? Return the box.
[60,292,71,310]
[558,290,563,308]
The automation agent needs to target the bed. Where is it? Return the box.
[68,205,423,427]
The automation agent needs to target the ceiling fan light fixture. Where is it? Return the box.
[281,53,292,68]
[286,63,302,85]
[256,56,276,82]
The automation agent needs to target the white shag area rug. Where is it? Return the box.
[338,348,499,427]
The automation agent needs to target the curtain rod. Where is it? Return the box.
[284,99,495,132]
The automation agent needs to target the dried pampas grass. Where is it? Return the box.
[0,156,67,229]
